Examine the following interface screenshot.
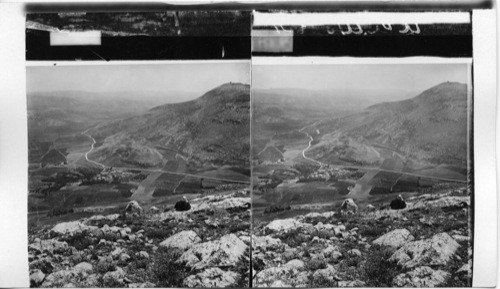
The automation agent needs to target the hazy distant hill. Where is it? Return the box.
[312,82,470,166]
[89,83,250,169]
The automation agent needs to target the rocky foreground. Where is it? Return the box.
[28,191,251,288]
[28,187,472,288]
[252,186,472,287]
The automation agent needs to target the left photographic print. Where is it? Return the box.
[27,12,251,288]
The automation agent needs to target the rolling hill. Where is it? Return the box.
[309,82,470,167]
[88,83,250,169]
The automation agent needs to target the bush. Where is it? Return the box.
[152,248,189,287]
[363,245,400,287]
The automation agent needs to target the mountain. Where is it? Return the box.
[310,82,470,166]
[88,83,250,169]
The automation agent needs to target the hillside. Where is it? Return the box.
[310,82,470,167]
[88,83,250,169]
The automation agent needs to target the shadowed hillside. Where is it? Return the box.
[310,82,469,167]
[88,83,250,169]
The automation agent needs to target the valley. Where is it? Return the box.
[28,83,251,228]
[252,81,471,221]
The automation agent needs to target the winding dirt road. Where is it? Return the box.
[81,130,106,169]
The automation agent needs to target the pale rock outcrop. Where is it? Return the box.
[284,259,305,270]
[51,221,93,235]
[159,230,201,251]
[103,267,126,286]
[312,264,340,282]
[373,229,415,249]
[178,234,247,270]
[30,269,45,287]
[28,239,69,255]
[265,218,305,234]
[183,268,239,288]
[389,233,460,268]
[254,266,309,287]
[252,235,283,251]
[73,262,93,274]
[393,266,450,287]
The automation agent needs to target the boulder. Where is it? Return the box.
[252,235,283,251]
[136,251,149,259]
[312,264,340,282]
[284,259,305,270]
[129,282,156,288]
[183,268,239,288]
[393,266,450,287]
[125,200,143,215]
[265,218,305,234]
[178,234,247,270]
[270,280,290,287]
[347,249,362,257]
[30,269,45,287]
[389,233,460,268]
[365,204,376,211]
[149,206,160,214]
[373,229,415,249]
[390,195,407,210]
[339,198,358,215]
[51,221,90,235]
[457,260,472,278]
[73,262,93,274]
[28,239,69,255]
[103,267,126,286]
[159,230,201,251]
[175,200,191,211]
[338,280,366,287]
[254,266,309,287]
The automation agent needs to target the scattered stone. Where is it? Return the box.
[265,218,305,234]
[338,280,366,287]
[129,282,156,288]
[373,229,415,249]
[339,198,358,215]
[389,233,460,268]
[457,260,472,278]
[312,264,340,282]
[179,234,247,270]
[149,206,160,214]
[159,230,201,251]
[103,267,126,286]
[270,280,290,287]
[347,249,362,257]
[390,195,407,210]
[183,268,239,288]
[136,251,149,259]
[393,266,450,287]
[73,262,93,274]
[453,235,470,242]
[254,266,309,287]
[284,259,305,270]
[252,235,283,251]
[50,221,91,235]
[30,269,45,287]
[119,253,131,263]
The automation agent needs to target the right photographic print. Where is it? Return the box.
[251,61,473,287]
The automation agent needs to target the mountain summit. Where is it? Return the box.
[89,83,250,169]
[312,82,470,167]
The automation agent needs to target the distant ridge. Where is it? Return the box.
[88,82,250,169]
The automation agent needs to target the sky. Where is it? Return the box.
[252,63,469,96]
[27,61,250,97]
